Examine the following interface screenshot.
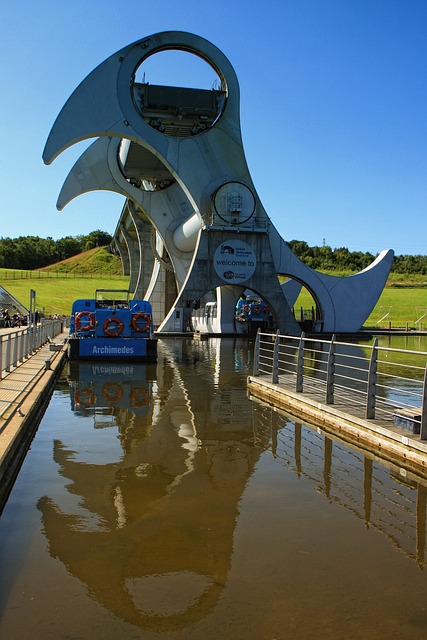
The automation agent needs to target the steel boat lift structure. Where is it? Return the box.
[43,31,394,335]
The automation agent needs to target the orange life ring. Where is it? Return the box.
[264,306,270,314]
[243,304,250,313]
[102,382,123,403]
[131,312,151,333]
[75,311,95,331]
[130,386,149,407]
[75,387,95,406]
[253,305,261,315]
[104,317,124,337]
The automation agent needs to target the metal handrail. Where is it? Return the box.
[253,330,427,441]
[0,319,64,380]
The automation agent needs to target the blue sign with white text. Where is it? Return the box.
[78,338,148,357]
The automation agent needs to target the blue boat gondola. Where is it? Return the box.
[68,289,157,361]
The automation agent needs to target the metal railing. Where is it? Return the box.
[253,331,427,440]
[0,319,64,379]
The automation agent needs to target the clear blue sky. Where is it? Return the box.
[1,0,426,255]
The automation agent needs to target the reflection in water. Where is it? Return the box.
[1,337,426,638]
[253,402,427,569]
[37,339,261,631]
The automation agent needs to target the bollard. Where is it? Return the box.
[45,358,51,371]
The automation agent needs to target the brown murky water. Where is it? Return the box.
[0,337,426,639]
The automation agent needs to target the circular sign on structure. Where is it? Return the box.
[213,240,256,284]
[213,182,256,225]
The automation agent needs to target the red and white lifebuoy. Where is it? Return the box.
[104,317,124,337]
[102,382,123,403]
[75,388,95,406]
[253,305,261,315]
[75,311,95,331]
[131,312,151,333]
[130,387,149,407]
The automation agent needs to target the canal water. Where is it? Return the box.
[0,337,426,639]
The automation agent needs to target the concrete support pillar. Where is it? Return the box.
[119,221,139,295]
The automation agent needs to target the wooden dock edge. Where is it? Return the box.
[247,376,427,481]
[0,345,68,513]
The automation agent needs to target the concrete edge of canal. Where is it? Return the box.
[0,342,68,513]
[247,376,427,481]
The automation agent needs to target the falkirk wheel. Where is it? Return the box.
[43,31,394,335]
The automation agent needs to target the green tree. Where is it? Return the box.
[84,230,112,250]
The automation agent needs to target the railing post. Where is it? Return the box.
[325,334,336,404]
[18,329,24,363]
[420,364,427,441]
[24,326,30,359]
[296,332,305,392]
[34,324,40,351]
[253,329,261,376]
[5,334,12,373]
[366,338,378,419]
[0,338,3,380]
[272,330,280,384]
[12,333,18,368]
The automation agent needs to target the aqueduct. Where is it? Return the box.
[43,31,393,334]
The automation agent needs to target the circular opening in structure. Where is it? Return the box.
[235,289,274,336]
[283,278,322,331]
[135,50,222,90]
[133,50,225,137]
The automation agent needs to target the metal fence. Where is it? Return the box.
[0,270,126,280]
[0,319,64,379]
[253,331,427,440]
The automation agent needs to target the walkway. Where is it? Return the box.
[0,327,68,510]
[247,375,427,480]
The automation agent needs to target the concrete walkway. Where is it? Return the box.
[0,330,68,510]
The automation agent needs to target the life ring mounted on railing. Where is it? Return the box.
[75,311,95,331]
[131,312,151,333]
[104,317,124,337]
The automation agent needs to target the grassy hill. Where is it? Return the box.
[38,246,123,275]
[1,248,426,328]
[1,247,129,316]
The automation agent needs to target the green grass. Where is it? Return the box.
[5,277,425,328]
[365,287,427,328]
[1,248,426,328]
[321,269,427,287]
[39,246,124,275]
[293,285,427,329]
[2,275,129,316]
[0,247,129,315]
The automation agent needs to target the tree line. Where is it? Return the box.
[0,233,425,274]
[0,231,112,270]
[288,240,427,274]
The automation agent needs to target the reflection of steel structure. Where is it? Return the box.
[44,31,393,335]
[38,341,262,630]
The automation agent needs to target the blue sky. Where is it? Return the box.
[1,0,426,255]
